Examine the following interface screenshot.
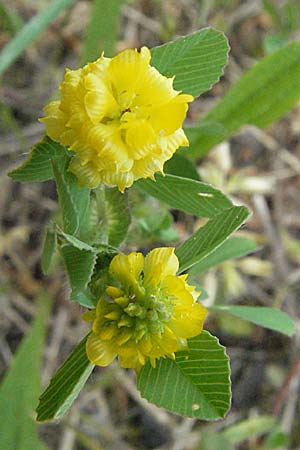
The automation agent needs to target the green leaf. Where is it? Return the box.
[136,174,233,218]
[266,428,289,449]
[0,1,23,34]
[58,228,117,254]
[137,331,231,420]
[60,244,97,307]
[151,27,229,97]
[223,415,276,445]
[52,158,90,236]
[210,305,295,337]
[58,228,97,252]
[200,430,233,450]
[0,0,76,76]
[8,135,69,182]
[41,224,57,275]
[164,154,200,180]
[189,236,258,276]
[176,206,251,272]
[0,298,49,449]
[81,0,123,62]
[187,41,300,158]
[36,336,94,422]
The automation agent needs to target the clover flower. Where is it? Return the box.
[40,47,193,191]
[84,247,207,370]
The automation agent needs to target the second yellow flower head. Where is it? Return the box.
[84,247,207,371]
[40,47,193,191]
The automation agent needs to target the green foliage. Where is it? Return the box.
[92,187,131,247]
[210,305,295,337]
[52,158,90,236]
[60,244,97,307]
[0,298,49,450]
[201,415,278,450]
[0,1,23,34]
[136,174,232,218]
[138,210,177,243]
[9,135,69,182]
[128,193,179,246]
[81,0,124,62]
[151,27,229,97]
[164,153,200,180]
[265,428,289,449]
[263,0,300,53]
[58,229,97,252]
[41,224,57,275]
[187,41,300,158]
[36,336,94,422]
[189,236,258,275]
[176,206,250,272]
[0,0,76,76]
[200,430,233,450]
[223,415,276,444]
[137,331,231,420]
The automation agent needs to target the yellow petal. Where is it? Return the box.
[82,54,110,78]
[69,156,102,188]
[158,128,189,159]
[134,66,177,107]
[131,128,189,181]
[108,47,151,109]
[86,333,117,366]
[99,170,135,192]
[178,274,201,300]
[65,105,88,130]
[149,327,178,358]
[123,118,156,159]
[144,247,178,287]
[161,275,194,307]
[86,123,132,171]
[84,72,119,123]
[131,153,164,180]
[39,101,67,142]
[59,67,82,113]
[99,324,118,340]
[138,336,152,354]
[109,252,144,286]
[169,303,207,338]
[60,129,77,148]
[92,316,102,333]
[118,344,141,369]
[148,96,190,135]
[116,328,133,345]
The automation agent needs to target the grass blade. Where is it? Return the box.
[0,0,76,76]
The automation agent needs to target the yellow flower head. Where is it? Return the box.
[84,247,206,371]
[40,47,193,192]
